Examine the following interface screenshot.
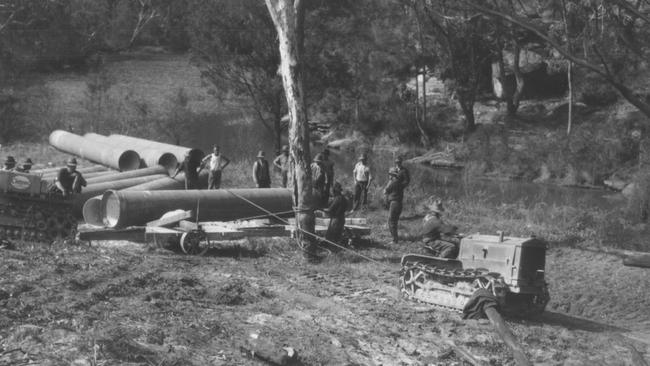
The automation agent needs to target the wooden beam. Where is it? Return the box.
[78,227,145,242]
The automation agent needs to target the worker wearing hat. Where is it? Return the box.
[173,151,201,190]
[2,156,16,171]
[383,166,405,243]
[311,153,329,208]
[16,158,33,173]
[273,145,291,188]
[253,150,271,188]
[199,145,230,189]
[421,198,460,258]
[352,153,372,211]
[54,157,87,197]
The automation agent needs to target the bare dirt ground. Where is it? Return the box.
[1,237,649,366]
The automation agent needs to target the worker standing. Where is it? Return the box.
[384,167,405,244]
[253,151,271,188]
[311,153,328,208]
[199,145,230,189]
[54,158,87,197]
[173,152,200,190]
[322,148,335,202]
[273,145,291,188]
[352,153,372,211]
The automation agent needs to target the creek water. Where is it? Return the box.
[190,120,621,210]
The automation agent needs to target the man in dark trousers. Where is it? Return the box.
[253,150,271,188]
[273,145,291,188]
[420,199,460,258]
[54,158,87,197]
[383,167,405,243]
[199,145,230,189]
[319,182,348,248]
[322,148,335,202]
[311,153,328,208]
[352,153,372,211]
[173,152,201,190]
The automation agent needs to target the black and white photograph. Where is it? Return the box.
[0,0,649,365]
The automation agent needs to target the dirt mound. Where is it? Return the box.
[211,278,274,305]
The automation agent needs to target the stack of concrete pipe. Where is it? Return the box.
[49,130,141,171]
[46,130,211,222]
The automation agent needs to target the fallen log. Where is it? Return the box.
[623,254,650,269]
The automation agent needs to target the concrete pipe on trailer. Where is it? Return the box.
[72,173,167,217]
[49,130,141,171]
[85,165,168,185]
[106,134,204,166]
[84,133,178,174]
[81,171,209,226]
[101,188,293,229]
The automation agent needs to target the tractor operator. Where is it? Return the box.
[420,199,460,258]
[54,158,87,197]
[2,156,16,171]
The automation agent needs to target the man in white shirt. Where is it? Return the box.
[352,153,372,211]
[199,145,230,189]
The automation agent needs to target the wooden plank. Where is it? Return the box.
[316,217,367,226]
[179,220,199,231]
[145,226,183,244]
[78,227,145,242]
[146,210,192,227]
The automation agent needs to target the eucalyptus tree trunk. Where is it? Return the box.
[264,0,316,256]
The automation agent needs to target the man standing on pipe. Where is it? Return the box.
[199,145,230,189]
[252,151,271,188]
[54,158,87,197]
[173,152,200,190]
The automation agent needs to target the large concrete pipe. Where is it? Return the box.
[35,165,111,176]
[41,169,117,181]
[82,171,209,226]
[101,188,293,228]
[105,134,204,166]
[72,174,167,216]
[86,165,168,185]
[84,133,178,174]
[49,130,141,171]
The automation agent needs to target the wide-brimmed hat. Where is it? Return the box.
[66,157,78,167]
[256,151,265,158]
[388,167,399,177]
[358,153,367,161]
[4,156,16,165]
[281,145,289,152]
[428,199,444,213]
[394,156,403,163]
[23,158,33,166]
[313,153,324,163]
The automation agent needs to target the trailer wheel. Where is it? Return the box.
[180,230,209,256]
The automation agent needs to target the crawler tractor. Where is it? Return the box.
[0,170,77,243]
[400,233,550,317]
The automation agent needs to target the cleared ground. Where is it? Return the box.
[1,236,648,366]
